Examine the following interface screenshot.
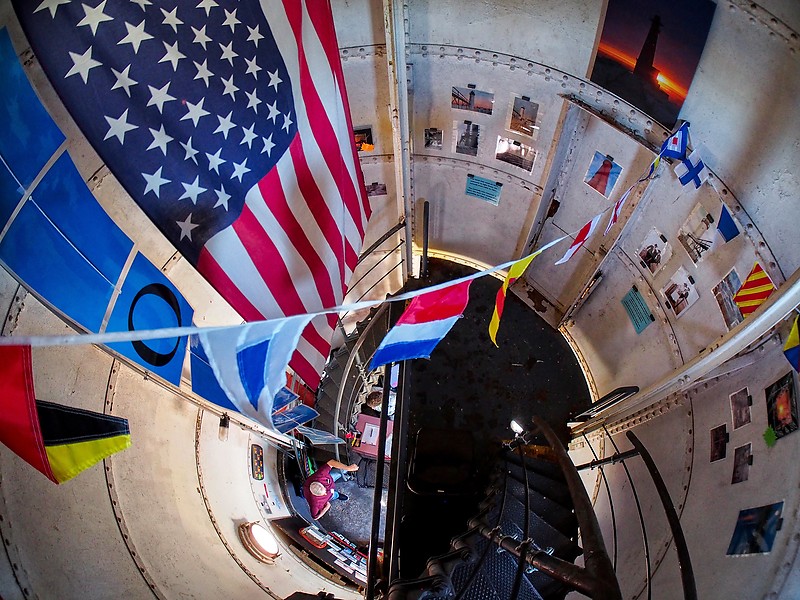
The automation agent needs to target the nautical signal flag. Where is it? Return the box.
[489,253,537,346]
[489,236,566,346]
[0,346,131,484]
[717,205,740,242]
[784,316,800,373]
[733,263,776,317]
[555,213,604,265]
[197,315,314,431]
[370,281,472,369]
[604,186,633,236]
[660,122,690,160]
[675,149,710,189]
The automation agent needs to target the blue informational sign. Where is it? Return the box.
[273,387,300,413]
[106,253,194,385]
[0,28,64,188]
[465,174,502,206]
[621,287,655,334]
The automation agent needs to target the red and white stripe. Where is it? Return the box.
[197,0,370,389]
[555,213,603,265]
[604,186,632,236]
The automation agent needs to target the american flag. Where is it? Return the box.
[13,0,370,389]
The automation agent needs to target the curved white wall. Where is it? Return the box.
[0,0,798,598]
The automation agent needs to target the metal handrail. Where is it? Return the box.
[583,433,618,571]
[604,426,651,600]
[332,303,389,461]
[626,431,696,600]
[530,416,622,599]
[356,219,406,266]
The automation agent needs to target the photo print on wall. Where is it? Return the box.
[424,127,443,150]
[454,120,480,156]
[452,85,494,115]
[765,372,798,441]
[729,387,751,430]
[495,137,535,172]
[508,95,539,138]
[661,266,699,319]
[354,126,374,152]
[590,0,716,128]
[731,443,752,484]
[678,203,716,265]
[709,423,727,462]
[714,268,744,330]
[584,152,622,198]
[365,182,387,197]
[726,502,783,556]
[637,227,671,276]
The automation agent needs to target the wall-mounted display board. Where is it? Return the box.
[621,286,654,334]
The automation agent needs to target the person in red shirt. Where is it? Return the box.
[303,459,359,519]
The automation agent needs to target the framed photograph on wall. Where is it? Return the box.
[677,203,715,265]
[765,372,798,440]
[424,127,443,150]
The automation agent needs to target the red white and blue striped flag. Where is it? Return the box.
[370,281,473,369]
[12,0,370,389]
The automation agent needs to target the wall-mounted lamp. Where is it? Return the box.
[238,522,280,564]
[218,414,230,442]
[510,420,524,435]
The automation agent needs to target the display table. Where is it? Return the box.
[352,414,393,461]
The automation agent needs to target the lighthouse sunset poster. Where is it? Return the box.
[590,0,716,128]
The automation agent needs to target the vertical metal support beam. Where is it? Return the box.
[383,0,414,280]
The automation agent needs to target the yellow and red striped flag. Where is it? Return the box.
[489,252,540,346]
[733,263,776,317]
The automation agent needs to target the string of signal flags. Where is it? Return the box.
[0,122,718,448]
